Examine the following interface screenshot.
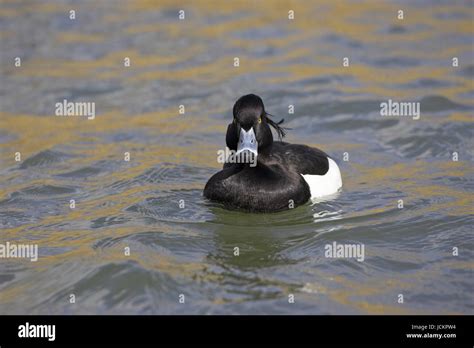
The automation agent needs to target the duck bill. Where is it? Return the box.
[236,128,258,157]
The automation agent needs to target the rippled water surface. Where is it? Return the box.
[0,0,473,314]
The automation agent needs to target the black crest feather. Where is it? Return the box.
[265,112,289,140]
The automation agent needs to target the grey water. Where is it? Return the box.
[0,0,473,314]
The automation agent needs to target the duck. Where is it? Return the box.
[204,94,342,212]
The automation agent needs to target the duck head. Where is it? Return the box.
[226,94,286,159]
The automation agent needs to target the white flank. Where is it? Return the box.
[301,157,342,199]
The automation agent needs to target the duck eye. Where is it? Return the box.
[258,117,262,124]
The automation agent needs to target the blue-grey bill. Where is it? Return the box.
[236,127,258,156]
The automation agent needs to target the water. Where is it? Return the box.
[0,0,473,314]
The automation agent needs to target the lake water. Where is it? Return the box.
[0,0,472,314]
